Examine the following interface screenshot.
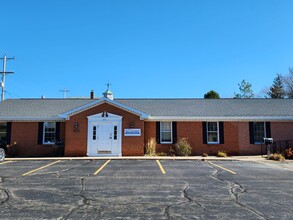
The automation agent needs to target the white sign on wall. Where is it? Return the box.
[124,129,141,136]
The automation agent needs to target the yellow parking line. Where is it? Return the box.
[156,160,166,174]
[207,161,237,175]
[93,160,111,175]
[22,160,61,176]
[0,161,14,165]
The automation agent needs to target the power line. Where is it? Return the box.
[0,54,15,101]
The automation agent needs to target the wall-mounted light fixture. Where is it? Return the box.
[102,111,109,117]
[130,122,134,128]
[74,122,79,132]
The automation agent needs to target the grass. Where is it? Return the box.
[217,151,228,157]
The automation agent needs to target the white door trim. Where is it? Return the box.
[87,112,122,157]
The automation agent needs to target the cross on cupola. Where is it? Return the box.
[103,82,114,100]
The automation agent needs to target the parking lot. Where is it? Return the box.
[0,159,293,219]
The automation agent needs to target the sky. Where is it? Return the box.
[1,0,293,99]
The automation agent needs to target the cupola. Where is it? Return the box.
[103,83,113,100]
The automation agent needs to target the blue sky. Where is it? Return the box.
[1,0,293,99]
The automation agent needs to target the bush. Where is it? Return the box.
[268,153,285,161]
[284,148,293,159]
[174,138,192,156]
[145,138,156,156]
[202,153,208,157]
[217,151,228,157]
[157,152,167,156]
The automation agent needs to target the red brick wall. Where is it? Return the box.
[238,122,293,155]
[64,103,145,156]
[271,122,293,141]
[144,121,240,156]
[10,122,66,156]
[238,122,259,155]
[8,119,293,157]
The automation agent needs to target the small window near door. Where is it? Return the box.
[114,126,117,140]
[93,126,96,140]
[0,123,7,144]
[43,122,56,144]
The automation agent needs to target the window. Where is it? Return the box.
[0,123,7,142]
[253,122,266,144]
[207,122,219,144]
[93,126,96,140]
[160,122,172,144]
[114,126,117,140]
[43,122,56,144]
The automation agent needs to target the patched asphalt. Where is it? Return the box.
[0,159,293,219]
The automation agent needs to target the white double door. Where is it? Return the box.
[87,113,122,156]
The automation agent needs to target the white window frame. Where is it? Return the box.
[43,122,56,145]
[207,122,219,144]
[253,122,266,144]
[160,122,173,144]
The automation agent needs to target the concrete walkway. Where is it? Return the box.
[4,155,273,161]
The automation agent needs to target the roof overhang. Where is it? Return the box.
[59,97,150,120]
[146,116,293,122]
[0,117,66,122]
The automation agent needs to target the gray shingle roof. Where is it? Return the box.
[115,99,293,117]
[0,98,293,121]
[0,99,93,120]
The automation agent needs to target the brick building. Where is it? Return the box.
[0,90,293,157]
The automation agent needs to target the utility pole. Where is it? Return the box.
[59,88,70,98]
[0,54,15,101]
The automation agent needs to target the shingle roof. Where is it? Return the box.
[0,99,93,121]
[115,99,293,117]
[0,98,293,121]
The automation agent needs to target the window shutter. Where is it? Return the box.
[172,122,177,144]
[202,122,207,144]
[156,122,161,144]
[219,122,224,144]
[265,122,271,138]
[55,122,61,141]
[249,122,254,144]
[38,122,44,145]
[6,122,12,145]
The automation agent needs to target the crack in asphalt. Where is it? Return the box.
[163,182,209,219]
[54,172,61,178]
[62,177,101,220]
[206,162,268,220]
[62,177,87,220]
[0,188,10,205]
[164,205,171,220]
[41,161,93,178]
[183,185,207,211]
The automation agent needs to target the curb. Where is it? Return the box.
[3,156,266,162]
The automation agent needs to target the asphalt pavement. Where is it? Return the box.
[0,159,293,219]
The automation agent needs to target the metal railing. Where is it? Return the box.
[267,140,293,154]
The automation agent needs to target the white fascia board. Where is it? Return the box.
[59,97,149,120]
[146,116,293,122]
